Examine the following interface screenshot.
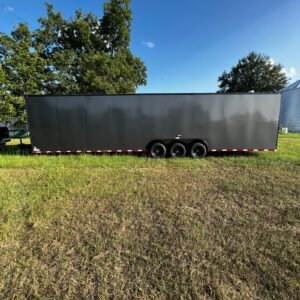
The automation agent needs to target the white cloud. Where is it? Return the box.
[270,57,297,80]
[287,67,297,78]
[282,66,297,79]
[5,6,14,12]
[268,58,275,65]
[142,41,155,48]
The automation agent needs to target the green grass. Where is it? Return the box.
[0,134,299,299]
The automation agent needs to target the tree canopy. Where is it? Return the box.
[218,52,288,93]
[0,0,147,125]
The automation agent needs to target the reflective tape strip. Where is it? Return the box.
[31,148,278,155]
[32,149,147,154]
[208,148,276,153]
[32,148,275,155]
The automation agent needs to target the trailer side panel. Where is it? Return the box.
[26,93,281,152]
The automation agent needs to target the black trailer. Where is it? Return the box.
[0,127,10,150]
[25,93,281,158]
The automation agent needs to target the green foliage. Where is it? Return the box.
[101,0,132,55]
[0,23,48,124]
[80,50,146,93]
[218,52,289,93]
[33,0,146,95]
[0,0,147,125]
[0,94,25,125]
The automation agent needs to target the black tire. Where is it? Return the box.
[190,142,207,159]
[149,142,167,158]
[170,142,186,158]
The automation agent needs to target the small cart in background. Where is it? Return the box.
[0,127,30,150]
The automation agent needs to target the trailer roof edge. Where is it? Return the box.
[25,92,280,97]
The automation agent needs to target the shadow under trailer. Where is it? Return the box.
[25,93,281,158]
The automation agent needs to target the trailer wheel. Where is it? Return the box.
[149,142,167,158]
[190,142,207,159]
[170,142,186,158]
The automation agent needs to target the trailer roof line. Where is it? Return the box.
[25,92,280,98]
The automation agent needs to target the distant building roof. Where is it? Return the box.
[281,80,300,92]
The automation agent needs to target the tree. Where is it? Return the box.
[80,50,146,93]
[218,52,288,93]
[0,0,147,125]
[101,0,131,56]
[34,3,108,94]
[34,0,146,94]
[0,23,49,125]
[0,65,16,125]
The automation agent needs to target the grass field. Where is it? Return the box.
[0,135,299,299]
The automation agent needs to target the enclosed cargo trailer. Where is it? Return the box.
[25,93,281,158]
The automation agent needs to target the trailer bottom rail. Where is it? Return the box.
[31,148,276,155]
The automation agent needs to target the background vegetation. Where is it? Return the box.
[218,52,289,93]
[0,0,146,125]
[0,134,299,299]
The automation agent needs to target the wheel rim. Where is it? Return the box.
[153,146,164,157]
[192,144,206,158]
[151,143,166,158]
[171,145,185,157]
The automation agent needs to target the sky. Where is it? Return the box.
[0,0,299,93]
